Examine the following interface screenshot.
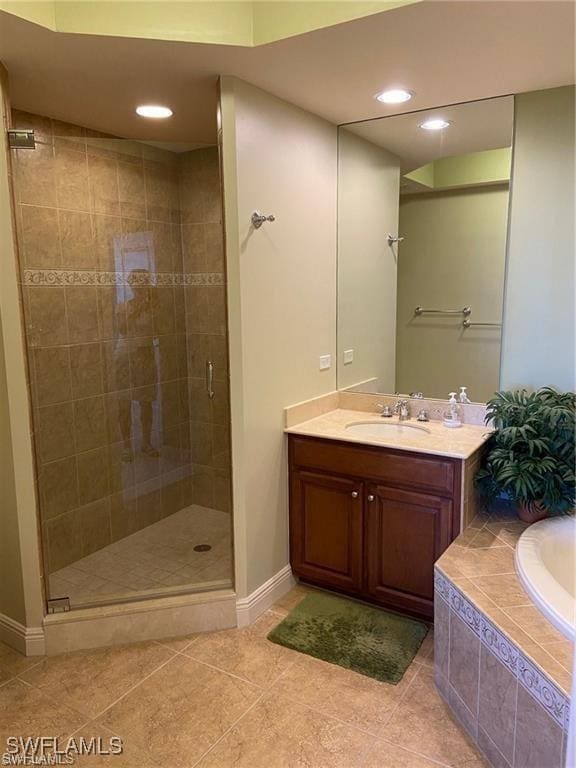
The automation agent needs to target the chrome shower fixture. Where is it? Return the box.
[251,211,276,228]
[7,129,35,149]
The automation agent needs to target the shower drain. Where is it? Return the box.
[194,544,212,552]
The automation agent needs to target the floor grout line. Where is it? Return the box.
[67,718,95,740]
[187,660,293,768]
[266,607,289,618]
[185,630,435,755]
[262,656,433,746]
[189,687,269,768]
[188,648,400,768]
[174,647,269,689]
[363,736,459,768]
[86,650,180,722]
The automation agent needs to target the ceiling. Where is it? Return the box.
[344,96,514,173]
[0,1,574,143]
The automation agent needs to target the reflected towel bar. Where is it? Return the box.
[462,319,502,328]
[414,306,471,316]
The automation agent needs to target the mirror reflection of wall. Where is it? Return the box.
[337,96,514,402]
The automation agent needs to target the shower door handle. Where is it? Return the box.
[206,360,215,399]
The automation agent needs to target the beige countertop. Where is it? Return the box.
[285,408,491,460]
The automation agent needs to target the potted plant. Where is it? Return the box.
[476,387,575,523]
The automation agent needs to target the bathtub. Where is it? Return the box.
[515,515,576,641]
[516,516,576,768]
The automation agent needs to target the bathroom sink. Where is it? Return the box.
[345,420,431,439]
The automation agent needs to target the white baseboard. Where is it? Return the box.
[236,565,295,628]
[0,613,45,656]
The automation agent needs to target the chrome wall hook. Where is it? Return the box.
[387,234,404,246]
[251,211,276,229]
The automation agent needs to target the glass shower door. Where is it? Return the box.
[10,109,233,609]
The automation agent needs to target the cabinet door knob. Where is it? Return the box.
[367,494,375,502]
[351,491,359,499]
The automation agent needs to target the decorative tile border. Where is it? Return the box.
[21,269,225,287]
[480,616,519,677]
[434,570,451,603]
[450,587,482,637]
[434,568,571,731]
[518,654,571,731]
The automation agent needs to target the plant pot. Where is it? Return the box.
[517,501,548,524]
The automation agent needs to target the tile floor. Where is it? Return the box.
[49,506,233,606]
[0,586,487,767]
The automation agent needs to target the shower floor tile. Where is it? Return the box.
[48,505,233,606]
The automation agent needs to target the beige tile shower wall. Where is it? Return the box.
[10,110,227,576]
[179,148,231,515]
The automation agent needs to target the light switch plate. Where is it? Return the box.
[319,354,332,370]
[343,349,354,364]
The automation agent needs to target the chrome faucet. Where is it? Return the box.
[393,398,410,421]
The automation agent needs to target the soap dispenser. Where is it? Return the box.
[443,392,463,428]
[459,387,471,404]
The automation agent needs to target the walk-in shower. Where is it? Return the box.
[9,109,233,610]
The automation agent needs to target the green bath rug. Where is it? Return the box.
[267,591,428,684]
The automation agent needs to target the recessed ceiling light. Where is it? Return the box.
[420,118,451,131]
[136,105,173,119]
[375,88,413,104]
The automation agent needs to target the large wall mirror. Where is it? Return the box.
[337,95,514,403]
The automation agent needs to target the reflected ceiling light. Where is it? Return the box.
[136,105,173,119]
[375,88,413,104]
[420,118,451,131]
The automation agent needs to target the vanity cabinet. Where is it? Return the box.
[290,470,364,593]
[288,435,462,620]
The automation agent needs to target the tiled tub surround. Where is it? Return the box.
[9,109,232,602]
[434,511,573,768]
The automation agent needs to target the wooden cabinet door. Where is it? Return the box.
[365,484,452,617]
[290,469,363,593]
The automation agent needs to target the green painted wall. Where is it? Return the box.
[396,185,509,401]
[54,1,254,45]
[405,161,435,189]
[252,1,417,45]
[405,148,511,191]
[500,86,575,392]
[0,0,421,46]
[0,1,56,28]
[338,129,400,392]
